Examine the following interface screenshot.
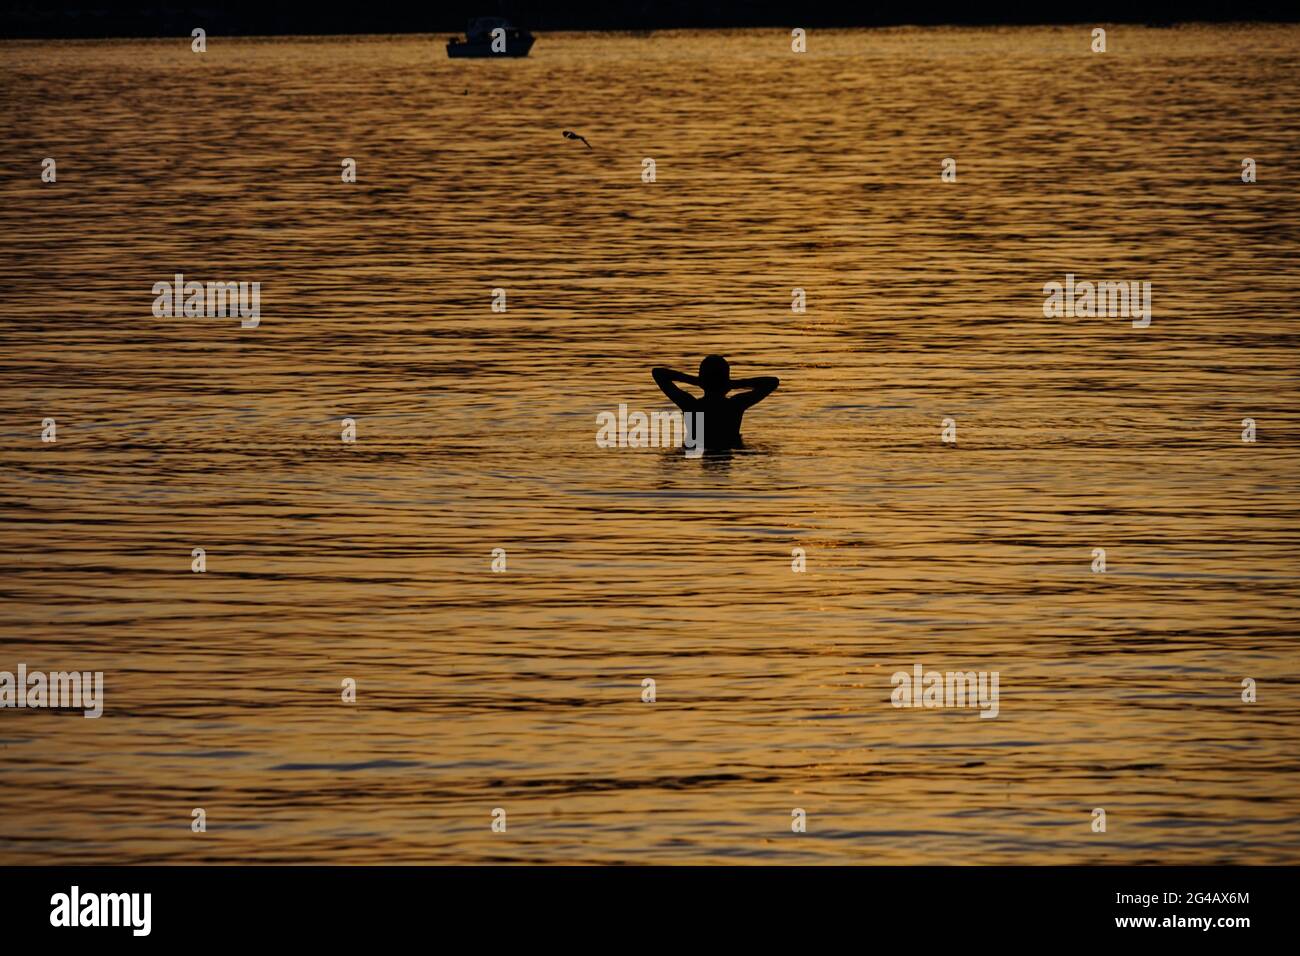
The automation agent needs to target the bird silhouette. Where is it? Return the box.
[563,130,592,148]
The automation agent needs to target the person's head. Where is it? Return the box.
[698,354,730,395]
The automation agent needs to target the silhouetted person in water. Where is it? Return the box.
[652,355,779,450]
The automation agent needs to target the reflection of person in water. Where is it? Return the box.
[652,355,779,450]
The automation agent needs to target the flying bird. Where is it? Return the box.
[563,130,592,149]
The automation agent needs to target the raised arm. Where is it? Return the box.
[729,375,779,410]
[652,366,701,411]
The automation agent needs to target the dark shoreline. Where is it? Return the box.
[2,2,1298,41]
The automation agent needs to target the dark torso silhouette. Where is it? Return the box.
[681,392,745,449]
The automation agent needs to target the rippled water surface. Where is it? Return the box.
[1,26,1299,863]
